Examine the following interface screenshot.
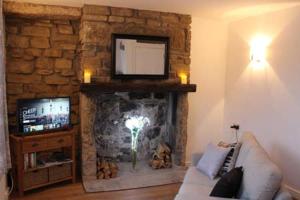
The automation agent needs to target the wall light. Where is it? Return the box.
[249,35,271,69]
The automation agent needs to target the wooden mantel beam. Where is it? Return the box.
[80,82,197,93]
[3,1,82,20]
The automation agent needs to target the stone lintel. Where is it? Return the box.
[3,1,82,20]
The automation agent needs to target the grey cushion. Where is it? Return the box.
[236,133,283,200]
[196,143,231,179]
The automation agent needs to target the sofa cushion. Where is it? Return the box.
[210,167,243,198]
[196,143,231,179]
[235,132,260,167]
[183,166,218,187]
[236,133,283,200]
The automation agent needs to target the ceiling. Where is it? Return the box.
[4,0,300,21]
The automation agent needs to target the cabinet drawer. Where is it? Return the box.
[49,163,72,181]
[23,139,47,153]
[47,135,72,148]
[24,169,48,189]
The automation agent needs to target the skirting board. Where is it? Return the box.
[0,175,8,200]
[283,184,300,200]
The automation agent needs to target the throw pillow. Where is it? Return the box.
[196,143,231,180]
[218,142,242,176]
[210,167,244,198]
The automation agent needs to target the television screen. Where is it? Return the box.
[17,97,71,134]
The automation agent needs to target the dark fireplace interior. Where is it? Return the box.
[92,92,177,163]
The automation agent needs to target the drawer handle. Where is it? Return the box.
[32,170,39,173]
[32,143,39,147]
[58,139,64,143]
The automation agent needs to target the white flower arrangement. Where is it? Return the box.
[125,116,150,169]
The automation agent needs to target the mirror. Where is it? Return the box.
[112,34,169,79]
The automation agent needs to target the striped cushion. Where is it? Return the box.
[218,142,241,176]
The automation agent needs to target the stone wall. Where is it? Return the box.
[3,2,192,178]
[5,17,80,133]
[79,5,191,82]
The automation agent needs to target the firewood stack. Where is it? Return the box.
[149,142,172,169]
[97,158,119,179]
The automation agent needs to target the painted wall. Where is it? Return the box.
[224,6,300,190]
[187,17,228,163]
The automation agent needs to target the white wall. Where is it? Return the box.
[187,17,228,163]
[224,6,300,190]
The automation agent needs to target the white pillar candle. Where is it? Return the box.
[84,70,91,83]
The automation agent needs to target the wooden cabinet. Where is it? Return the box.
[10,130,76,196]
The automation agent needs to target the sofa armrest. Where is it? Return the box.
[274,188,293,200]
[191,153,202,166]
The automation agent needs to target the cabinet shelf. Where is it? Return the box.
[10,129,76,196]
[25,160,73,172]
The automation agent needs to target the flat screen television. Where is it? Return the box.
[17,97,71,135]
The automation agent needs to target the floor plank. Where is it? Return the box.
[10,182,181,200]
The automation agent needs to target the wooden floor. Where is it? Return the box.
[10,181,181,200]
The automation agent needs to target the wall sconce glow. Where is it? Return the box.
[179,73,188,84]
[249,35,271,69]
[125,116,150,169]
[84,69,91,83]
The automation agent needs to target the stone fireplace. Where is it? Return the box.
[80,91,189,178]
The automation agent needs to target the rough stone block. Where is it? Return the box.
[7,59,34,74]
[111,7,133,17]
[52,33,79,44]
[180,15,192,24]
[108,16,124,23]
[25,48,42,57]
[147,19,161,27]
[81,21,109,43]
[8,48,24,58]
[83,5,110,15]
[138,10,161,19]
[52,42,77,50]
[53,20,70,25]
[58,25,73,34]
[161,14,179,23]
[3,1,81,20]
[30,37,50,48]
[6,25,18,34]
[7,83,23,94]
[55,58,72,69]
[36,69,54,75]
[63,50,75,59]
[60,69,75,76]
[44,74,69,85]
[44,48,62,57]
[7,73,42,83]
[81,14,108,22]
[171,30,185,50]
[35,57,54,69]
[24,83,57,93]
[7,35,29,48]
[126,17,145,24]
[22,26,50,37]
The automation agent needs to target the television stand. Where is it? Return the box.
[9,129,76,196]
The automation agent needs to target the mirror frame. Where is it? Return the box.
[112,34,169,79]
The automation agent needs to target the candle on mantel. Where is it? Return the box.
[84,70,91,83]
[179,73,188,84]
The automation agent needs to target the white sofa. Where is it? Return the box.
[175,133,292,200]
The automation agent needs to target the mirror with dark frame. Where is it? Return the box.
[112,34,169,79]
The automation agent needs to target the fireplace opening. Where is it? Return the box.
[93,92,176,168]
